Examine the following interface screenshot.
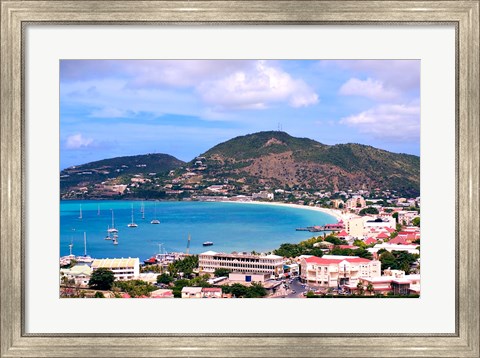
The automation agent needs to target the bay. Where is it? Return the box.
[60,200,337,261]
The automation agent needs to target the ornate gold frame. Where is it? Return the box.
[1,1,479,357]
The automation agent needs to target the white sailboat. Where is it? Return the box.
[105,225,112,240]
[97,204,100,216]
[141,201,145,220]
[76,232,93,263]
[150,202,160,224]
[107,209,118,233]
[78,204,82,219]
[128,204,138,228]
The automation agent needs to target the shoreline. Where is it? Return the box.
[218,200,344,223]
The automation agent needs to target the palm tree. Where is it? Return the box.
[367,282,374,296]
[356,281,365,295]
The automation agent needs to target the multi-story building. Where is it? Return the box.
[345,216,364,238]
[397,211,420,226]
[91,257,139,281]
[199,251,285,278]
[300,255,381,287]
[345,195,366,210]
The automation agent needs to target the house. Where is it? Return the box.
[181,287,203,298]
[150,289,174,298]
[201,287,222,298]
[60,264,92,287]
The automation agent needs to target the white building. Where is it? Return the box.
[363,216,396,230]
[199,251,285,278]
[91,257,139,281]
[60,264,92,287]
[345,195,366,210]
[300,255,381,287]
[368,243,420,256]
[181,286,203,298]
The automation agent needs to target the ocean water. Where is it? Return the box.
[60,200,337,261]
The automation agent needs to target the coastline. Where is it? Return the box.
[219,200,344,223]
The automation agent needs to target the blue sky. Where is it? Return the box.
[60,60,420,169]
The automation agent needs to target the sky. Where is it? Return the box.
[60,59,420,169]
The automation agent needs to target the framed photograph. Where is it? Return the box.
[1,1,478,357]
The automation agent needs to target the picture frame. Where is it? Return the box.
[1,1,478,357]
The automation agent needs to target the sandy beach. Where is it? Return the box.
[220,200,345,222]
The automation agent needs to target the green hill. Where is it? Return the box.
[198,131,420,197]
[60,153,185,192]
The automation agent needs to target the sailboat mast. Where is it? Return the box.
[79,204,82,219]
[83,232,87,256]
[97,204,100,215]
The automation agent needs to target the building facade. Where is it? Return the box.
[91,257,139,280]
[199,251,285,278]
[300,255,381,287]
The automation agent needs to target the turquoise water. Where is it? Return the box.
[60,200,336,260]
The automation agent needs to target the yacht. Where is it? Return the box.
[151,202,160,224]
[128,204,138,228]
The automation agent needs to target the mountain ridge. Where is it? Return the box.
[60,131,420,198]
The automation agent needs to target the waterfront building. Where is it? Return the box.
[199,251,285,278]
[91,257,139,281]
[300,255,381,287]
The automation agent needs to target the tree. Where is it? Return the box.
[214,268,231,277]
[359,207,379,216]
[366,283,374,295]
[392,212,399,221]
[94,291,105,298]
[157,273,173,285]
[412,217,420,227]
[356,281,365,295]
[89,268,115,290]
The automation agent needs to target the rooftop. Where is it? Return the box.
[91,257,139,269]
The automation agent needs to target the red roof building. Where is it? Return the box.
[365,237,377,245]
[301,255,381,287]
[337,230,349,237]
[376,232,390,239]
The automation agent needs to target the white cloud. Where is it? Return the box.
[198,61,318,110]
[340,103,420,141]
[61,60,319,119]
[339,78,397,100]
[89,107,131,118]
[65,134,94,149]
[323,60,420,92]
